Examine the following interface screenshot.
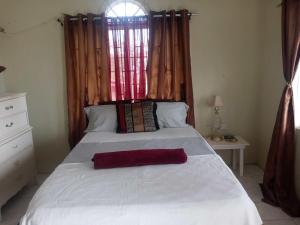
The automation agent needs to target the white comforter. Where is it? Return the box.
[20,128,262,225]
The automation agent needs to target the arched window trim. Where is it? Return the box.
[105,0,148,18]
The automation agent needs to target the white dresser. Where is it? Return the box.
[0,93,36,220]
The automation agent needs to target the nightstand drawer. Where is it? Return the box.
[0,96,27,118]
[0,131,33,164]
[0,112,29,136]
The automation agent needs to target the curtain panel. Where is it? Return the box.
[147,10,195,126]
[260,0,300,216]
[108,16,149,101]
[64,14,111,148]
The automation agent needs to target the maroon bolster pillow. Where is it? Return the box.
[92,149,187,169]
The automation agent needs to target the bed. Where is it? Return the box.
[20,127,262,225]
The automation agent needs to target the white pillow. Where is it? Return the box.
[84,105,117,132]
[156,102,189,128]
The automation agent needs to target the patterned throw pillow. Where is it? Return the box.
[116,101,159,133]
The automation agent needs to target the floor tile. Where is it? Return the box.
[0,174,48,225]
[36,173,49,185]
[263,220,296,225]
[294,218,300,225]
[1,188,32,224]
[256,202,292,221]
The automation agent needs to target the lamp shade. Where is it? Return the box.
[0,66,6,73]
[213,95,224,107]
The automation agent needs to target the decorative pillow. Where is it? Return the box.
[92,148,187,169]
[84,105,117,132]
[156,102,189,128]
[116,101,159,133]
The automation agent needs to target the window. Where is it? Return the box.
[293,67,300,128]
[106,0,146,18]
[106,0,148,101]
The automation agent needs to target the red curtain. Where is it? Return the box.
[260,0,300,216]
[108,16,149,101]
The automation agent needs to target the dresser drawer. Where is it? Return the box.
[0,131,33,164]
[0,146,35,206]
[0,145,34,180]
[0,96,27,118]
[0,112,29,136]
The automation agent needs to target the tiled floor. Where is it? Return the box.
[0,174,48,225]
[0,166,299,225]
[235,166,300,225]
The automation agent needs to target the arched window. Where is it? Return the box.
[106,0,147,17]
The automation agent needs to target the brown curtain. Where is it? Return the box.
[260,0,300,216]
[147,10,195,126]
[64,14,111,148]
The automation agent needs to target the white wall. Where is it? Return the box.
[257,0,283,169]
[0,77,5,92]
[0,0,263,172]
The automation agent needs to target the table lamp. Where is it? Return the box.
[211,95,224,141]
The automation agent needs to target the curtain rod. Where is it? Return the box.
[57,13,200,26]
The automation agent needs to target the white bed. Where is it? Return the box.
[20,127,262,225]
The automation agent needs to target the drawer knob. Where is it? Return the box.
[5,105,14,110]
[5,122,14,127]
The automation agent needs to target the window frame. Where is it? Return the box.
[105,0,148,18]
[293,67,300,128]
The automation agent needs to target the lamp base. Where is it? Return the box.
[209,134,223,142]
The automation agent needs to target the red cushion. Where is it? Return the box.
[92,149,187,169]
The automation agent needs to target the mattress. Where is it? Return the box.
[20,127,262,225]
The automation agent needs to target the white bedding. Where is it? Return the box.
[80,127,199,143]
[20,128,262,225]
[64,128,213,163]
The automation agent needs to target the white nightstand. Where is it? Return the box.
[205,136,249,176]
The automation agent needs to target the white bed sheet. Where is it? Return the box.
[81,127,200,143]
[64,128,213,163]
[20,127,262,225]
